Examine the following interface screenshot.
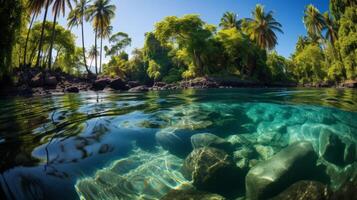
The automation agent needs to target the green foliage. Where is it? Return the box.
[336,6,357,80]
[105,32,131,56]
[243,4,283,50]
[330,0,356,21]
[0,0,26,79]
[102,55,127,78]
[154,14,214,76]
[266,51,291,82]
[293,44,326,83]
[147,60,161,81]
[27,22,76,71]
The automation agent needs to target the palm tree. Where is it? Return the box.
[24,0,44,66]
[219,12,242,30]
[322,12,338,46]
[68,0,91,74]
[244,4,283,50]
[48,0,73,70]
[88,45,98,73]
[303,4,325,41]
[99,25,112,74]
[86,0,116,75]
[28,0,52,67]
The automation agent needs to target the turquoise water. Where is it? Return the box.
[0,88,356,199]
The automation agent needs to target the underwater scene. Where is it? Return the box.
[0,88,356,200]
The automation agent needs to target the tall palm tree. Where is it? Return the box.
[219,12,242,30]
[303,4,325,41]
[98,25,112,74]
[24,0,44,66]
[88,45,97,73]
[86,0,115,75]
[322,12,338,46]
[68,0,91,74]
[48,0,73,70]
[28,0,52,67]
[244,4,283,50]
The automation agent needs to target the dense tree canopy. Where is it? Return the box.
[0,0,355,87]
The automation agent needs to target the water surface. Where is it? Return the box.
[0,88,356,199]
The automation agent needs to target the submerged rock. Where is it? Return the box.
[319,130,346,166]
[343,142,356,165]
[331,175,357,200]
[182,147,244,197]
[270,181,331,200]
[254,144,276,160]
[76,149,189,200]
[161,189,226,200]
[156,129,195,157]
[191,133,234,153]
[246,141,319,200]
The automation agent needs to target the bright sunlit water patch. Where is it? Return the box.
[0,88,356,199]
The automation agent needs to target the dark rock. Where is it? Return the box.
[129,85,149,92]
[331,176,357,200]
[343,142,356,165]
[246,141,319,200]
[109,78,128,90]
[153,82,167,87]
[191,133,234,153]
[161,189,226,200]
[30,73,44,87]
[155,129,194,158]
[182,147,245,197]
[65,86,79,93]
[127,81,140,88]
[92,78,110,90]
[319,130,346,166]
[44,76,58,87]
[270,181,331,200]
[341,80,357,88]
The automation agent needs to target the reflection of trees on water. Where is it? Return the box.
[0,92,186,198]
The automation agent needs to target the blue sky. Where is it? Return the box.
[38,0,329,60]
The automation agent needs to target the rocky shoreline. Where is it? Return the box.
[0,68,356,97]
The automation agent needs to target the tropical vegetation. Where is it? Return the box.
[0,0,356,87]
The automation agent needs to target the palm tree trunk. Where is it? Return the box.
[48,9,59,71]
[94,28,98,75]
[24,13,36,67]
[36,0,51,68]
[81,18,90,74]
[100,36,103,74]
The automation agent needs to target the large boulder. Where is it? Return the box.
[109,78,128,90]
[44,76,58,87]
[161,189,226,200]
[331,176,357,200]
[129,85,149,92]
[92,78,110,90]
[191,133,234,153]
[182,147,244,197]
[245,141,319,200]
[270,181,331,200]
[319,130,348,166]
[156,129,195,158]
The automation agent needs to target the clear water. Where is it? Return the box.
[0,88,356,199]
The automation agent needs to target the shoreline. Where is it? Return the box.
[0,70,356,97]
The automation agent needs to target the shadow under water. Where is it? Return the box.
[0,88,355,199]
